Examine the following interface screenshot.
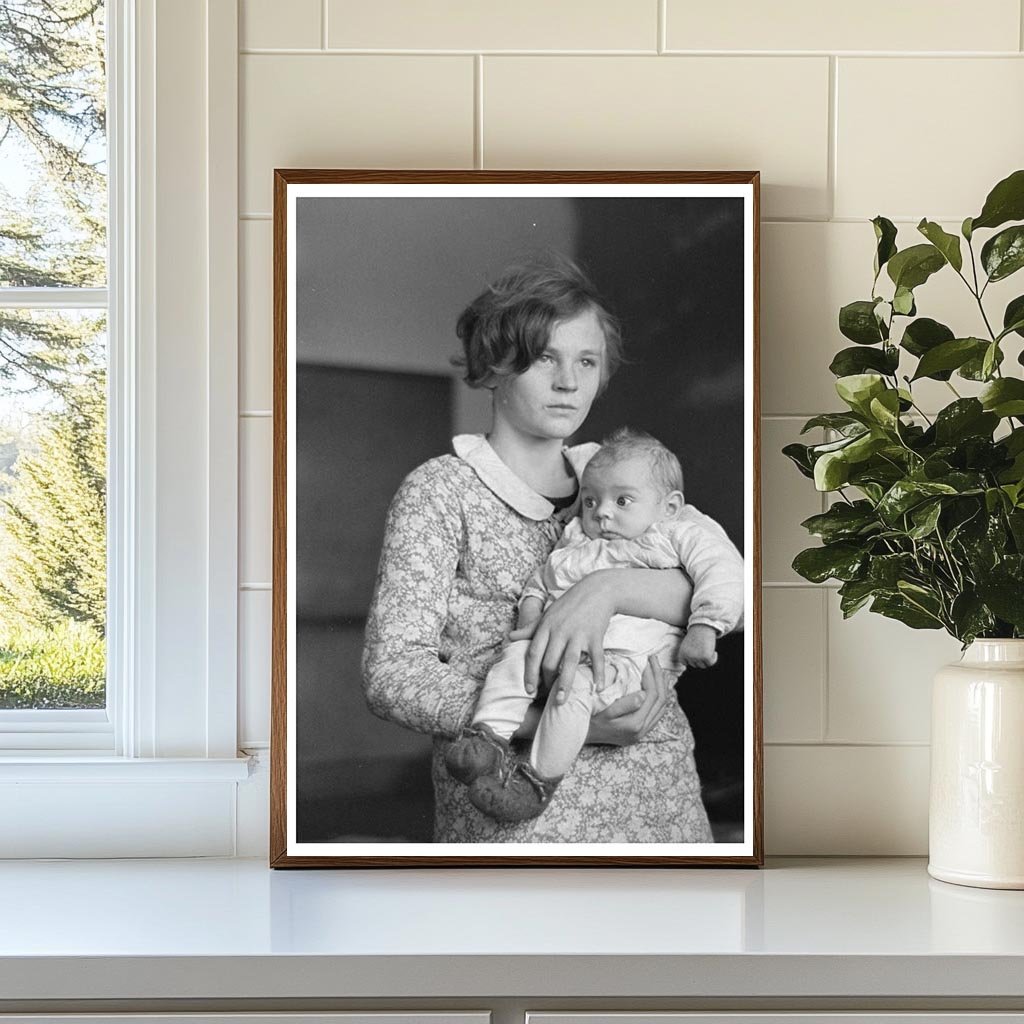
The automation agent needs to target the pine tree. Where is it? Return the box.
[0,1,106,652]
[0,0,106,394]
[0,368,105,633]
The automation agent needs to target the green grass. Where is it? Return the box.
[0,620,105,709]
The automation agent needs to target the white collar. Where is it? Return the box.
[451,434,599,521]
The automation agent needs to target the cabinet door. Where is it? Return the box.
[0,1015,490,1024]
[528,1016,1024,1024]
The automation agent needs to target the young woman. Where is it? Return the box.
[362,255,712,843]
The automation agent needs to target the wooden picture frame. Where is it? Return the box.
[270,170,762,867]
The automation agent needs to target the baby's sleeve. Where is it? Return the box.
[518,515,584,609]
[667,511,745,636]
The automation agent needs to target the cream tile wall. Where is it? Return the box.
[236,0,1024,854]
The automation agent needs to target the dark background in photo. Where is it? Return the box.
[294,195,747,843]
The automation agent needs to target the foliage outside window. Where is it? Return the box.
[0,0,107,708]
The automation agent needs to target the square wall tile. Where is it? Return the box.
[240,219,272,412]
[760,418,824,584]
[666,0,1020,52]
[836,59,1024,221]
[241,0,321,49]
[239,589,272,747]
[762,221,1013,416]
[827,599,961,744]
[484,56,830,220]
[766,744,929,854]
[240,416,273,586]
[762,588,824,743]
[328,0,656,51]
[241,55,474,213]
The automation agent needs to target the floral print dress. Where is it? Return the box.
[362,434,713,844]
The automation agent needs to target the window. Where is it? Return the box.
[0,0,110,747]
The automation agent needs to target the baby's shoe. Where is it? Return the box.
[444,723,511,785]
[468,760,562,823]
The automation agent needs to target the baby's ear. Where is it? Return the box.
[662,490,684,519]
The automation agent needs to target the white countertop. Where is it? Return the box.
[2,857,1024,1001]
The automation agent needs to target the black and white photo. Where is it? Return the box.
[271,171,762,867]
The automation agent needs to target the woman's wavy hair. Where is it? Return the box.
[453,252,623,392]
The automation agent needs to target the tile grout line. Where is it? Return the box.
[657,0,666,54]
[237,47,1024,57]
[820,587,830,743]
[474,55,484,170]
[1021,0,1024,52]
[827,55,838,221]
[321,0,328,50]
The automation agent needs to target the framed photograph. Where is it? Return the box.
[270,170,762,867]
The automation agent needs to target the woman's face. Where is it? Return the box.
[492,308,607,442]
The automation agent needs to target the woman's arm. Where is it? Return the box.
[522,568,693,696]
[362,464,478,738]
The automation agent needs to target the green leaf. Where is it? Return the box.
[835,373,887,414]
[782,442,815,479]
[950,593,995,644]
[814,450,851,491]
[868,552,914,587]
[838,578,877,618]
[800,413,866,435]
[911,337,988,381]
[877,479,958,524]
[933,399,999,445]
[917,219,963,272]
[962,216,974,241]
[892,286,916,316]
[868,389,902,431]
[976,582,1024,629]
[839,300,887,345]
[800,501,879,543]
[981,225,1024,283]
[959,342,1004,381]
[1002,295,1024,340]
[792,543,865,584]
[980,378,1024,418]
[982,341,1000,381]
[872,216,898,277]
[971,169,1024,232]
[887,244,946,291]
[908,500,942,539]
[871,594,943,630]
[900,317,954,359]
[829,345,899,378]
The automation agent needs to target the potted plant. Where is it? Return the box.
[784,169,1024,889]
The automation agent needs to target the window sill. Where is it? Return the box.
[0,754,252,782]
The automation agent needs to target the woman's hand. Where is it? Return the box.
[586,656,679,746]
[522,570,617,699]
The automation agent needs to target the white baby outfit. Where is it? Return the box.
[471,511,745,779]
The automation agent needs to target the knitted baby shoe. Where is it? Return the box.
[467,760,562,823]
[444,723,512,785]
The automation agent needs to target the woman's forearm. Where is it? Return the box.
[607,568,693,626]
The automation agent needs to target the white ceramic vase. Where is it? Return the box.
[929,639,1024,889]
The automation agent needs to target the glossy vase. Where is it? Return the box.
[929,639,1024,889]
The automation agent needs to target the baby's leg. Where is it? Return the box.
[530,666,597,779]
[471,639,535,741]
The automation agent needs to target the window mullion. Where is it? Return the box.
[0,287,108,310]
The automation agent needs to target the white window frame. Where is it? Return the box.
[0,0,249,857]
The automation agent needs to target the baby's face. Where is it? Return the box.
[580,456,669,541]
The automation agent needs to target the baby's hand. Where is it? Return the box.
[679,624,718,669]
[508,597,544,642]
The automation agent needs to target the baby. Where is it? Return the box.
[445,426,745,824]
